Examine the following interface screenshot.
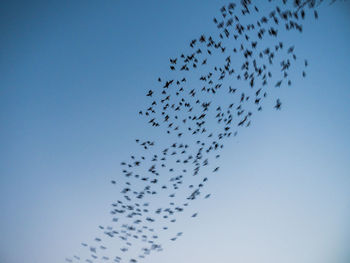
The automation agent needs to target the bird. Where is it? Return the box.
[146,90,153,97]
[274,99,282,110]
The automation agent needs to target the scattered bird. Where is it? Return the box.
[274,99,282,110]
[70,1,328,262]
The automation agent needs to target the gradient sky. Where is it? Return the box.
[1,1,350,263]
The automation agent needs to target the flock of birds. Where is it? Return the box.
[66,1,332,262]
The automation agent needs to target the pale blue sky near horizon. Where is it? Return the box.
[1,1,350,263]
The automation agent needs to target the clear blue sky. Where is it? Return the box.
[1,1,350,263]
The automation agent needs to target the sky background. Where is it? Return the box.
[1,1,350,263]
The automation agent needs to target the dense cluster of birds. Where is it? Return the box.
[66,1,333,262]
